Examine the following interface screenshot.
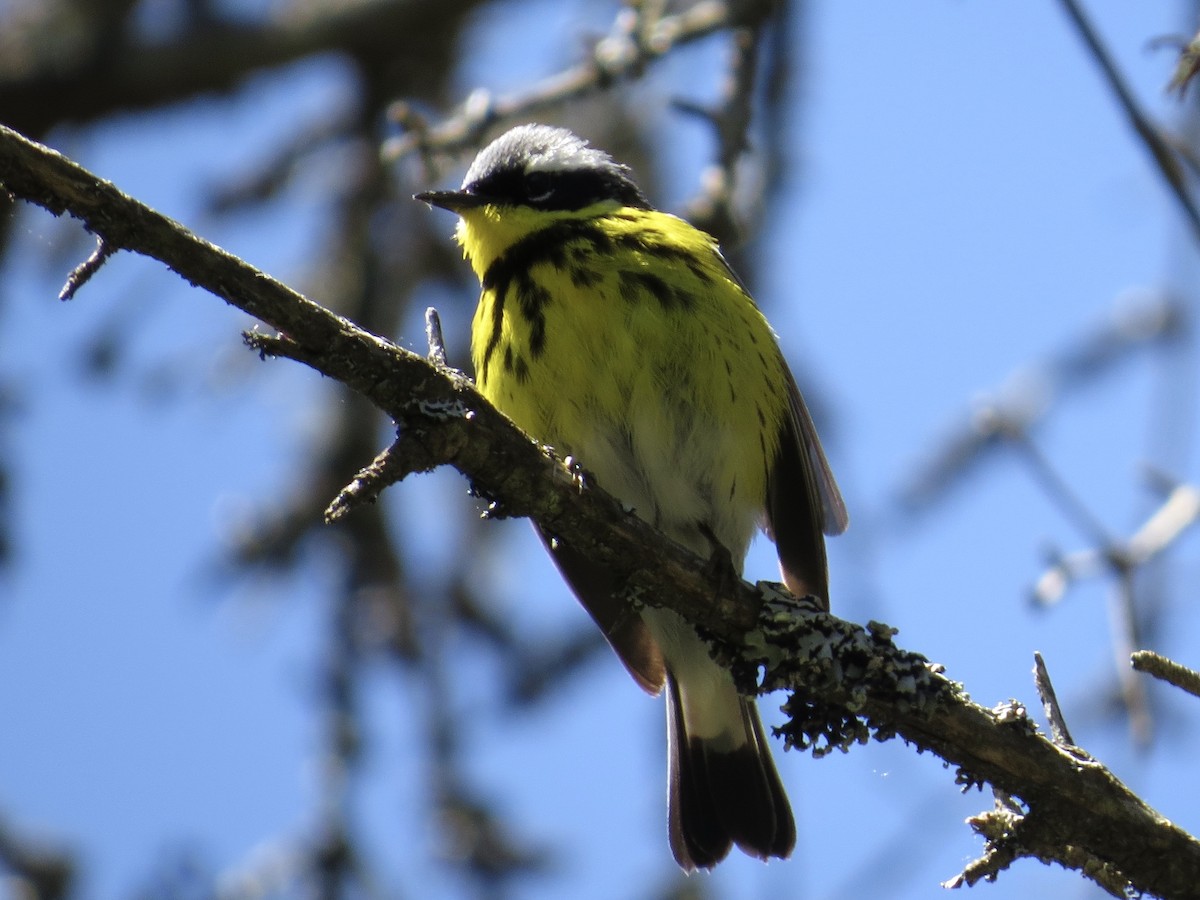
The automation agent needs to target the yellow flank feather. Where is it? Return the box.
[457,200,790,562]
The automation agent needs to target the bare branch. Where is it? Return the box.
[323,434,410,523]
[383,0,758,166]
[945,795,1026,892]
[675,12,769,239]
[948,798,1135,898]
[1010,429,1115,553]
[897,292,1184,515]
[1033,651,1075,746]
[1032,473,1200,606]
[1056,0,1200,244]
[1130,472,1200,561]
[58,234,114,300]
[425,306,449,368]
[1162,28,1200,96]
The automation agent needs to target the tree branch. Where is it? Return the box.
[1132,650,1200,700]
[0,0,485,135]
[1055,0,1200,245]
[3,122,1200,898]
[382,0,744,166]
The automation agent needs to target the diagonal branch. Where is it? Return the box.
[383,0,746,166]
[1056,0,1200,244]
[3,122,1200,899]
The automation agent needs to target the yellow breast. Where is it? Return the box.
[459,205,790,562]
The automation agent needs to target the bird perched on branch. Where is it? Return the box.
[417,123,847,870]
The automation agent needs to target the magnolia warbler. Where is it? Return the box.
[416,124,847,871]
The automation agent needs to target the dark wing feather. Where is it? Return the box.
[783,365,848,536]
[764,365,848,609]
[532,524,666,694]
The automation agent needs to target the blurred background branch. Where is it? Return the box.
[4,1,1200,899]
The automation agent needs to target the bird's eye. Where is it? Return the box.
[525,171,554,203]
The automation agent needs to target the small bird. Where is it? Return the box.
[416,124,847,870]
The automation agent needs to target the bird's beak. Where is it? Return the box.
[413,189,492,213]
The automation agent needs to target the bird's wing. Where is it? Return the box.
[763,366,848,609]
[784,365,848,536]
[533,524,667,694]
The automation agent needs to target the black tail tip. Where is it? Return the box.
[669,741,796,871]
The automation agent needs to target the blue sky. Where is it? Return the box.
[2,2,1198,899]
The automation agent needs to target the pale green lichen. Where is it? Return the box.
[415,398,472,420]
[752,585,960,757]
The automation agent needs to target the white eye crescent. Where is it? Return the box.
[525,171,554,203]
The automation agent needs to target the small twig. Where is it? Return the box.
[1128,472,1200,561]
[1012,427,1154,742]
[319,305,472,525]
[949,801,1133,898]
[1056,0,1200,244]
[1132,650,1200,700]
[243,329,302,362]
[1031,545,1101,606]
[675,16,766,239]
[945,797,1024,890]
[325,435,410,523]
[897,293,1183,516]
[383,0,740,164]
[1030,473,1200,606]
[58,236,114,300]
[425,307,448,367]
[1032,652,1075,746]
[251,325,446,520]
[1162,28,1200,96]
[1009,429,1115,552]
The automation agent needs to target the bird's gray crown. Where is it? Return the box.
[459,124,650,211]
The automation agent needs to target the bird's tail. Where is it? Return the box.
[665,672,796,871]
